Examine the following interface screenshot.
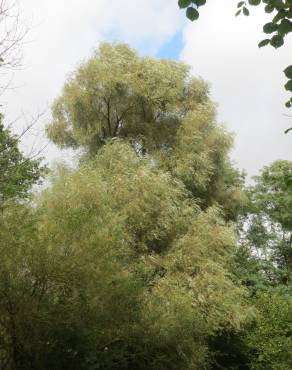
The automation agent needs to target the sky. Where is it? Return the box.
[2,0,292,179]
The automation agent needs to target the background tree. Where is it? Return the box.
[243,290,292,370]
[243,160,292,285]
[218,160,292,370]
[207,160,292,369]
[0,113,46,206]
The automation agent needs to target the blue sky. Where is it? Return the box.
[3,0,292,178]
[156,32,183,60]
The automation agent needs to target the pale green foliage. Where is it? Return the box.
[46,43,209,154]
[0,201,143,369]
[43,141,194,255]
[40,142,250,368]
[158,103,247,215]
[149,207,251,333]
[0,141,251,369]
[161,104,219,193]
[47,42,246,219]
[1,42,254,368]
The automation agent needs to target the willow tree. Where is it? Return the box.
[47,43,246,218]
[46,42,208,154]
[2,41,252,364]
[0,141,251,369]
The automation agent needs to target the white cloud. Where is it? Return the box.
[94,0,185,54]
[181,0,292,178]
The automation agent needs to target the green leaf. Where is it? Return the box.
[243,6,250,15]
[237,1,245,7]
[273,0,285,9]
[178,0,192,8]
[285,100,291,108]
[186,7,199,21]
[263,22,278,33]
[235,9,242,16]
[284,127,292,134]
[264,4,274,13]
[278,19,292,35]
[258,39,270,47]
[284,79,292,92]
[270,34,284,48]
[248,0,261,5]
[272,9,286,23]
[284,65,292,79]
[195,0,206,6]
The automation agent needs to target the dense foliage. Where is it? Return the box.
[46,43,209,154]
[0,43,291,369]
[0,145,250,368]
[46,43,245,216]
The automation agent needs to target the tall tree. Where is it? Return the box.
[0,42,252,367]
[46,42,209,155]
[47,43,246,218]
[208,160,292,370]
[244,160,292,285]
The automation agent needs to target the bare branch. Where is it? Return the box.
[0,0,29,95]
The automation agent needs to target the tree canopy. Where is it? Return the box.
[47,43,246,216]
[0,42,291,369]
[47,43,209,154]
[0,140,251,369]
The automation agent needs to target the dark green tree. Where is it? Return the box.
[208,160,292,370]
[0,114,46,206]
[244,160,292,285]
